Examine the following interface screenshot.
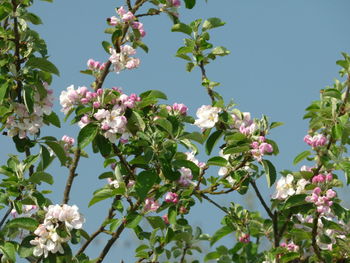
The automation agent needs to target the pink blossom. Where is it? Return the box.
[165,192,179,204]
[178,167,193,187]
[132,21,146,37]
[117,6,126,16]
[304,134,327,147]
[172,103,188,115]
[281,241,299,252]
[93,101,101,108]
[259,143,273,154]
[326,189,336,199]
[122,11,135,22]
[62,135,74,146]
[325,173,333,181]
[167,0,181,7]
[238,233,250,243]
[109,16,119,26]
[144,198,160,212]
[179,206,188,214]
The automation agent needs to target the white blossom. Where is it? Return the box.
[271,174,295,200]
[194,105,221,129]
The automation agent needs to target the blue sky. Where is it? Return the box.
[1,0,350,262]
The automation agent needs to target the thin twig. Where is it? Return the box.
[179,244,189,263]
[62,148,81,204]
[200,193,228,214]
[126,0,132,10]
[76,196,119,255]
[199,61,215,104]
[250,180,273,219]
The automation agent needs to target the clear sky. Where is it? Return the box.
[1,0,350,262]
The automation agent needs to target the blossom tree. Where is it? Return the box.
[0,0,350,262]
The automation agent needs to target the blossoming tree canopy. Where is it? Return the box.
[0,0,350,262]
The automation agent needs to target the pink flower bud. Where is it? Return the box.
[87,59,95,69]
[251,141,259,149]
[109,16,119,26]
[93,101,101,108]
[259,143,273,154]
[96,89,103,96]
[117,6,126,16]
[325,173,333,182]
[127,180,135,188]
[326,189,336,199]
[80,115,90,124]
[313,187,321,195]
[179,206,188,214]
[80,98,89,104]
[165,192,179,204]
[238,233,250,243]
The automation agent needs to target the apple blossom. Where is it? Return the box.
[194,105,221,129]
[271,174,295,200]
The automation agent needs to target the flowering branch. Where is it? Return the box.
[311,214,325,263]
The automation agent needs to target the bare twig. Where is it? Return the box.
[180,244,189,263]
[250,180,273,219]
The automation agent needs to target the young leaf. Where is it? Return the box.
[205,130,223,155]
[207,156,228,167]
[293,150,311,165]
[210,226,232,246]
[26,57,60,76]
[171,23,193,36]
[88,188,121,207]
[262,159,277,187]
[78,123,99,149]
[45,141,67,166]
[184,0,196,9]
[6,217,39,231]
[135,170,158,199]
[29,171,54,185]
[202,18,225,31]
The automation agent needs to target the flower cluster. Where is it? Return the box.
[164,192,179,203]
[166,103,188,115]
[305,187,337,214]
[250,136,273,162]
[109,45,140,73]
[144,198,160,213]
[280,241,299,252]
[108,7,146,37]
[194,105,221,129]
[87,58,107,75]
[304,133,327,147]
[232,112,257,136]
[30,204,84,258]
[61,135,75,158]
[6,85,54,139]
[272,174,308,200]
[60,85,140,143]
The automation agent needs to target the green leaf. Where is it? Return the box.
[6,217,38,231]
[210,226,232,246]
[171,23,193,36]
[126,111,146,133]
[205,130,223,155]
[26,57,60,76]
[0,242,16,262]
[293,150,311,165]
[186,62,195,72]
[323,88,342,100]
[139,90,167,100]
[211,46,230,56]
[45,141,67,166]
[78,123,99,149]
[155,118,173,135]
[202,18,225,31]
[18,235,35,258]
[262,159,276,187]
[146,216,166,230]
[184,0,196,9]
[44,111,61,127]
[135,170,158,199]
[126,212,143,228]
[102,41,111,53]
[0,81,9,104]
[332,124,343,140]
[89,188,121,207]
[25,12,43,25]
[179,132,204,144]
[23,86,34,113]
[204,251,220,261]
[280,252,300,263]
[207,156,228,167]
[29,171,54,185]
[95,134,111,156]
[270,122,284,129]
[223,145,250,155]
[168,206,177,224]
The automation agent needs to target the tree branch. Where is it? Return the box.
[180,244,189,263]
[199,61,215,104]
[250,180,273,219]
[0,207,12,229]
[62,148,81,204]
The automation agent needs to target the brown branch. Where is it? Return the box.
[180,244,189,263]
[250,180,273,219]
[136,11,160,18]
[112,144,134,179]
[76,196,119,255]
[62,148,81,204]
[126,0,132,10]
[199,61,215,104]
[200,193,228,214]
